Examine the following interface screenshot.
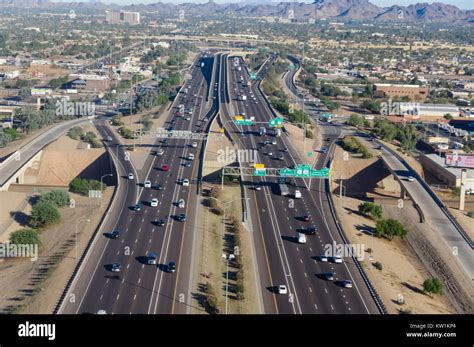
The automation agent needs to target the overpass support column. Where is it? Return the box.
[459,169,467,211]
[400,185,407,200]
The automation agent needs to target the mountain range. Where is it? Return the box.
[2,0,473,23]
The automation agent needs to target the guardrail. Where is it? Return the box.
[254,57,387,314]
[326,153,388,315]
[53,135,119,314]
[376,140,473,249]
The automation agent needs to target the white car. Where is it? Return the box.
[96,310,107,315]
[150,198,158,207]
[188,153,195,161]
[128,173,134,180]
[157,149,164,156]
[277,285,288,295]
[341,280,353,288]
[319,255,328,262]
[330,255,343,264]
[178,199,185,208]
[191,142,198,148]
[182,179,190,187]
[255,185,262,191]
[407,176,415,182]
[144,180,151,188]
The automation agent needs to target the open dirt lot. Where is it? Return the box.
[0,189,113,314]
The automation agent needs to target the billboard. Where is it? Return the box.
[445,154,474,169]
[428,136,449,144]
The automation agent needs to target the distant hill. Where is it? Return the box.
[2,0,473,23]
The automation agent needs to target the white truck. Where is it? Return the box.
[279,184,290,197]
[242,95,247,101]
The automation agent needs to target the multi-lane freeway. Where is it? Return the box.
[217,53,382,314]
[59,53,218,314]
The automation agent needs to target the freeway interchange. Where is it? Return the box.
[57,51,382,315]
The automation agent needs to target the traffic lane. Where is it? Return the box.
[235,63,372,316]
[78,59,207,316]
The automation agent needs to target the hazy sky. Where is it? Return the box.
[78,0,473,10]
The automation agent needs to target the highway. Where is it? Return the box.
[218,53,381,314]
[58,53,218,314]
[0,117,89,189]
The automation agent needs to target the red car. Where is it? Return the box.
[162,164,169,171]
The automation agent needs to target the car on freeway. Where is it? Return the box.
[156,149,164,156]
[272,140,277,145]
[267,151,273,156]
[155,218,165,226]
[278,155,284,161]
[162,164,169,171]
[110,263,121,272]
[185,162,192,168]
[341,280,353,288]
[320,147,328,154]
[182,179,190,187]
[255,185,262,191]
[191,142,198,148]
[147,252,157,265]
[321,272,334,281]
[144,180,151,188]
[277,285,288,295]
[178,199,185,208]
[302,215,310,222]
[330,255,343,264]
[318,255,328,262]
[128,173,135,180]
[96,310,107,315]
[134,203,141,211]
[150,198,158,207]
[110,230,120,239]
[153,184,162,190]
[188,153,195,161]
[167,261,177,273]
[178,213,186,222]
[301,227,316,235]
[282,147,288,152]
[297,232,307,244]
[407,176,415,182]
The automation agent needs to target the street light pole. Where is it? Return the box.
[75,218,90,260]
[100,173,113,206]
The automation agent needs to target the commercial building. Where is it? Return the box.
[105,10,140,25]
[373,83,429,102]
[64,74,110,92]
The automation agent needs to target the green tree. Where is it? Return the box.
[39,190,70,207]
[30,201,61,228]
[358,202,383,219]
[348,114,364,128]
[375,219,408,240]
[9,228,42,247]
[422,278,443,295]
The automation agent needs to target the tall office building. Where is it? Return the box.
[105,10,140,25]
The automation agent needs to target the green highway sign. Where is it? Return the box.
[250,73,257,80]
[310,168,330,178]
[269,117,283,128]
[235,119,253,126]
[321,113,332,118]
[253,169,266,177]
[296,164,311,178]
[280,168,295,177]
